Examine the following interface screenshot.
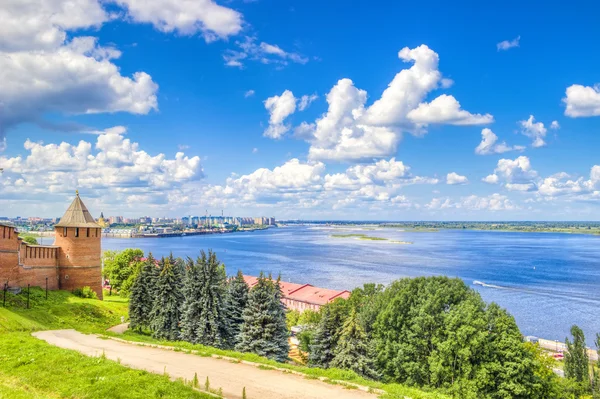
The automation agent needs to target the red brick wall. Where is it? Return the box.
[0,227,59,290]
[0,225,20,285]
[54,227,103,299]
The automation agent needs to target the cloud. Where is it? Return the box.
[482,174,499,184]
[497,36,520,51]
[244,90,255,98]
[490,156,538,191]
[201,159,325,207]
[113,0,243,41]
[427,194,516,211]
[299,45,492,162]
[0,0,109,52]
[223,36,308,68]
[563,84,600,117]
[446,172,468,185]
[323,157,432,189]
[475,128,525,155]
[263,90,297,139]
[0,132,203,204]
[299,94,318,111]
[406,95,493,126]
[518,115,548,147]
[550,120,560,129]
[252,147,258,153]
[0,36,158,142]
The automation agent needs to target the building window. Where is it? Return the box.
[63,227,67,237]
[75,228,79,237]
[87,228,90,237]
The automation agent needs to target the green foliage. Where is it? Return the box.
[72,286,98,299]
[370,276,554,398]
[0,332,212,399]
[224,270,249,348]
[236,273,289,362]
[565,325,590,381]
[565,325,591,397]
[102,249,145,296]
[330,309,378,379]
[149,257,183,340]
[20,235,39,245]
[287,309,300,329]
[180,251,228,347]
[129,254,157,330]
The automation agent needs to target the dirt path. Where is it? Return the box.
[33,330,376,399]
[106,322,129,334]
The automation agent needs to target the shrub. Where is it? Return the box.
[72,286,98,299]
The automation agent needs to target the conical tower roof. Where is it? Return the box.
[55,192,101,228]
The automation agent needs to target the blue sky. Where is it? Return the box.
[1,0,600,220]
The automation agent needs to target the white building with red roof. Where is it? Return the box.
[243,275,350,312]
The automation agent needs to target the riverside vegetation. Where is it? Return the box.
[121,248,600,399]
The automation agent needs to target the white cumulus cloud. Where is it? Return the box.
[263,90,297,139]
[113,0,243,41]
[297,45,492,162]
[446,172,468,185]
[475,128,525,155]
[519,115,548,148]
[563,84,600,117]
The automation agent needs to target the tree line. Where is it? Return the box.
[128,251,289,361]
[120,249,599,398]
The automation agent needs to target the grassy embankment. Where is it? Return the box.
[0,287,447,399]
[330,233,413,245]
[0,288,212,399]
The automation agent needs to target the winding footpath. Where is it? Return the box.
[33,330,376,399]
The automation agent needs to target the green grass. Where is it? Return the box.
[111,330,450,399]
[0,287,127,334]
[0,332,211,399]
[0,289,214,398]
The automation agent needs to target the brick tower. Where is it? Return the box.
[53,192,103,299]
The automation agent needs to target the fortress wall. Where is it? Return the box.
[0,226,60,289]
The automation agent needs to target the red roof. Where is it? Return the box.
[287,286,350,305]
[242,275,350,306]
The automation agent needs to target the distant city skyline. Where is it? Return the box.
[1,1,600,220]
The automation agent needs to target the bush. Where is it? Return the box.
[72,286,98,299]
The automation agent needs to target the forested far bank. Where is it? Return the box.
[105,248,600,398]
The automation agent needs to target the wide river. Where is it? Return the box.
[103,226,600,345]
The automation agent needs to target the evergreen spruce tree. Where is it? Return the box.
[330,309,378,379]
[236,273,289,362]
[128,254,156,330]
[309,305,337,368]
[271,275,290,360]
[149,257,184,340]
[179,250,228,347]
[224,270,249,348]
[180,257,201,342]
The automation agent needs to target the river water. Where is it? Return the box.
[103,226,600,345]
